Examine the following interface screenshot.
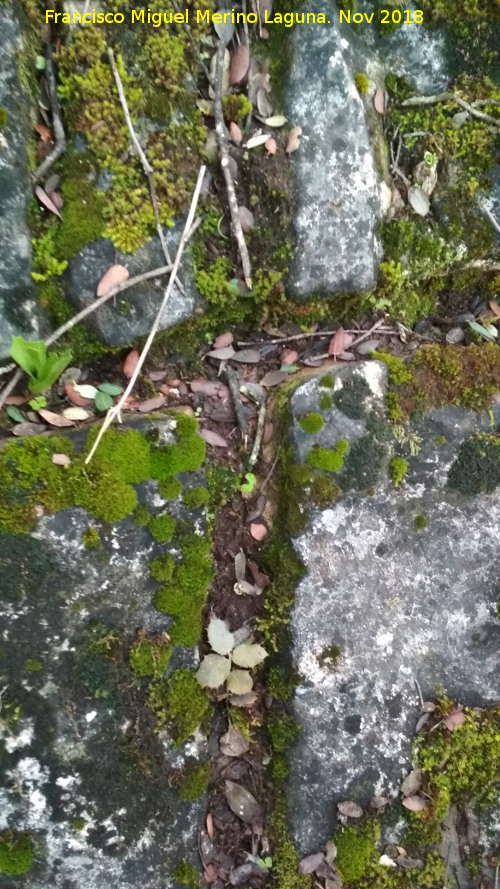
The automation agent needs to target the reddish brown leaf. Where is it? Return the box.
[34,185,62,219]
[265,138,277,155]
[51,453,72,466]
[402,795,427,812]
[203,864,218,883]
[34,123,52,143]
[247,560,270,588]
[123,349,140,379]
[4,394,28,405]
[229,121,242,143]
[213,331,234,350]
[206,813,214,839]
[286,125,302,154]
[64,382,94,407]
[249,522,267,542]
[328,327,349,358]
[444,709,466,731]
[137,395,166,412]
[201,428,228,448]
[190,379,224,397]
[489,300,500,318]
[229,45,250,85]
[260,370,288,387]
[96,264,129,297]
[38,409,74,427]
[147,368,167,382]
[374,87,386,114]
[282,349,298,365]
[47,191,63,211]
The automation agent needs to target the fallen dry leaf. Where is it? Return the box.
[229,691,258,708]
[96,264,129,297]
[137,395,166,412]
[247,560,270,588]
[286,125,302,154]
[282,349,298,365]
[400,769,422,798]
[263,421,273,444]
[249,522,267,541]
[51,453,72,466]
[402,795,427,812]
[229,121,242,142]
[190,379,224,397]
[415,712,431,732]
[220,725,251,757]
[337,800,363,818]
[12,422,46,436]
[231,349,261,364]
[206,812,214,839]
[147,369,167,382]
[89,119,106,135]
[298,853,324,875]
[229,45,250,85]
[34,185,62,219]
[64,382,94,406]
[34,123,52,142]
[123,349,140,379]
[234,549,246,583]
[373,87,386,114]
[48,191,63,211]
[264,137,277,155]
[489,300,500,318]
[244,133,272,150]
[201,428,228,448]
[206,345,236,360]
[230,864,255,886]
[444,709,466,731]
[224,780,262,823]
[203,864,218,884]
[38,409,74,427]
[4,395,28,405]
[260,370,288,387]
[256,87,273,118]
[213,331,234,350]
[44,173,60,193]
[62,406,91,421]
[328,327,349,358]
[238,206,254,234]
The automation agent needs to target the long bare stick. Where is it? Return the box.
[401,92,500,129]
[107,47,183,293]
[214,40,252,288]
[238,318,387,348]
[32,48,67,183]
[85,164,206,465]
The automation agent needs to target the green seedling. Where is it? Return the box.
[9,336,72,395]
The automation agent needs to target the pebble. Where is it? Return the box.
[445,326,465,345]
[457,312,475,323]
[413,319,429,335]
[357,338,382,355]
[469,295,487,316]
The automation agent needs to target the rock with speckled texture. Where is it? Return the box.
[288,363,500,853]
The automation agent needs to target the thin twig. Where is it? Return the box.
[261,444,281,491]
[107,47,184,293]
[478,201,500,237]
[248,398,266,466]
[237,319,388,348]
[401,92,500,129]
[214,40,252,288]
[0,370,23,412]
[414,677,424,710]
[170,0,213,85]
[32,48,67,183]
[84,165,206,465]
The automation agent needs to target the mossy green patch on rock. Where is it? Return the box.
[299,412,324,434]
[310,474,340,508]
[150,552,175,583]
[448,433,500,495]
[354,72,369,94]
[151,416,206,479]
[153,533,212,646]
[84,427,151,485]
[332,376,370,419]
[414,514,427,529]
[82,527,100,550]
[129,631,171,677]
[318,392,333,411]
[182,486,209,509]
[177,761,209,801]
[173,860,199,889]
[148,668,209,746]
[320,373,334,388]
[0,831,34,875]
[158,477,183,499]
[335,820,379,884]
[148,513,176,543]
[389,456,408,488]
[305,440,348,473]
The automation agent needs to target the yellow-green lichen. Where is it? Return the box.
[389,456,408,488]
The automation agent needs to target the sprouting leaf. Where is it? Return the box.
[240,472,256,494]
[35,55,46,71]
[98,382,124,396]
[72,383,99,400]
[94,391,114,412]
[220,725,251,757]
[257,857,273,870]
[234,549,246,582]
[400,769,422,798]
[224,780,262,823]
[9,337,72,395]
[244,133,272,150]
[232,642,268,669]
[207,617,235,656]
[229,45,250,85]
[96,264,129,297]
[401,795,427,812]
[5,405,24,423]
[337,801,363,818]
[34,185,62,219]
[286,125,302,154]
[196,653,232,688]
[468,320,497,341]
[265,114,287,128]
[28,395,47,410]
[227,669,253,694]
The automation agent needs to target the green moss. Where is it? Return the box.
[132,504,151,526]
[0,107,6,128]
[84,427,151,485]
[270,755,289,780]
[389,456,408,488]
[371,351,413,385]
[206,464,239,509]
[173,860,199,889]
[158,477,182,499]
[332,376,370,419]
[434,435,447,447]
[24,658,42,672]
[0,831,34,875]
[148,668,209,746]
[177,762,209,801]
[340,433,387,491]
[310,474,340,508]
[82,527,100,550]
[318,392,333,411]
[317,644,341,670]
[150,552,175,583]
[53,153,105,260]
[182,486,209,509]
[305,440,348,473]
[320,373,334,388]
[71,818,87,831]
[354,72,369,94]
[448,433,500,495]
[266,712,301,753]
[153,533,212,646]
[289,464,311,485]
[266,666,302,701]
[148,513,176,543]
[414,514,427,529]
[151,417,206,479]
[299,412,324,434]
[222,93,253,122]
[335,821,379,884]
[129,632,171,677]
[269,788,311,889]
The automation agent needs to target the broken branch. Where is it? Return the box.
[32,47,67,183]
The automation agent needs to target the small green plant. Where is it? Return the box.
[182,487,209,509]
[354,72,369,94]
[9,336,72,395]
[0,831,34,875]
[257,857,273,870]
[240,472,257,494]
[306,440,348,472]
[389,456,408,488]
[68,381,124,412]
[414,514,427,529]
[424,151,438,167]
[299,412,324,434]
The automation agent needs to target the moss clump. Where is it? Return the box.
[289,464,311,485]
[335,821,379,884]
[222,93,253,122]
[148,513,176,543]
[177,762,209,801]
[153,533,212,645]
[340,431,387,492]
[299,412,324,434]
[182,486,209,509]
[434,435,447,447]
[317,644,341,670]
[206,464,239,509]
[151,416,206,479]
[320,373,334,388]
[71,818,86,831]
[0,107,6,128]
[354,72,369,94]
[0,831,34,875]
[150,552,175,583]
[129,631,171,678]
[310,474,340,508]
[82,527,100,550]
[306,440,348,472]
[268,788,311,889]
[25,658,42,672]
[84,427,151,485]
[318,392,333,411]
[158,477,182,499]
[53,152,105,260]
[389,456,408,488]
[371,350,413,385]
[332,376,370,419]
[148,668,209,746]
[132,504,151,526]
[414,514,427,529]
[266,666,302,701]
[266,712,301,753]
[448,433,500,495]
[173,860,199,889]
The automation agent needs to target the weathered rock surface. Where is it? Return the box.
[288,364,500,853]
[0,418,206,888]
[62,224,201,346]
[0,2,49,359]
[285,1,382,298]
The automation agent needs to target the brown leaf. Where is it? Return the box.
[123,349,140,379]
[489,300,500,318]
[282,349,298,365]
[402,795,427,812]
[220,726,251,757]
[34,185,62,219]
[444,709,466,731]
[339,351,356,361]
[231,349,261,364]
[415,712,431,733]
[190,379,225,397]
[260,370,288,387]
[34,123,52,142]
[224,780,262,823]
[201,428,228,448]
[137,395,166,412]
[44,173,60,193]
[263,421,273,444]
[206,812,214,839]
[247,560,270,588]
[51,453,72,466]
[234,549,247,583]
[337,800,363,818]
[249,522,267,541]
[64,382,94,406]
[256,87,273,118]
[229,45,250,85]
[286,125,302,154]
[229,121,242,142]
[298,853,324,875]
[264,138,277,155]
[38,409,75,427]
[328,327,348,358]
[400,769,422,798]
[373,87,386,115]
[203,864,218,883]
[229,691,258,708]
[96,263,129,297]
[238,206,254,234]
[4,394,28,405]
[11,422,46,437]
[206,345,236,360]
[147,368,167,382]
[213,331,234,349]
[47,191,63,211]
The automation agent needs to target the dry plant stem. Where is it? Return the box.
[85,164,206,465]
[170,0,213,85]
[238,318,386,348]
[214,40,252,288]
[248,397,266,466]
[32,49,67,182]
[0,369,23,411]
[479,202,500,237]
[401,92,500,129]
[106,47,184,293]
[223,366,248,436]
